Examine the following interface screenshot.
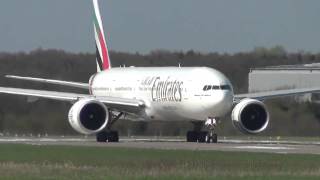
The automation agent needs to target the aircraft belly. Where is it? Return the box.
[146,101,203,121]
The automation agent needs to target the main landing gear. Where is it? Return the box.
[186,118,218,143]
[96,131,119,142]
[96,112,124,143]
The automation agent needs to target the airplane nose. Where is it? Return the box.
[221,90,234,110]
[207,90,234,117]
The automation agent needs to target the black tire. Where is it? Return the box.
[205,134,211,143]
[96,131,108,142]
[108,131,119,142]
[212,134,218,143]
[186,131,198,142]
[198,131,207,143]
[205,133,218,143]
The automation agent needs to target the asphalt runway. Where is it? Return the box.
[0,137,320,155]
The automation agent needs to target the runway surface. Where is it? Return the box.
[0,137,320,155]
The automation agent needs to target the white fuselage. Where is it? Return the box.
[90,67,234,122]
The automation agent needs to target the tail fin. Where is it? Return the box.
[93,0,111,72]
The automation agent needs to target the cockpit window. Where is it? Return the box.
[221,85,231,90]
[212,85,220,90]
[203,84,231,91]
[203,85,213,91]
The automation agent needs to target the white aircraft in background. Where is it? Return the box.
[1,0,320,143]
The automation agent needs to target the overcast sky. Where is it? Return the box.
[0,0,320,54]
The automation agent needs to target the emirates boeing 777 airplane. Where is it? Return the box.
[1,0,320,143]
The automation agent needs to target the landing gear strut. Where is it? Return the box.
[186,118,218,143]
[96,112,124,143]
[204,117,218,143]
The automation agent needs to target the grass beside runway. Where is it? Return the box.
[0,144,319,179]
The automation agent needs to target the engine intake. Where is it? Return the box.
[232,99,269,134]
[68,99,109,134]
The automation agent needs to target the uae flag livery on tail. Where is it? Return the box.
[93,0,111,71]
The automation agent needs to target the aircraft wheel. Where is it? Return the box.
[198,131,207,143]
[96,131,108,142]
[96,131,119,142]
[186,131,198,142]
[205,133,211,143]
[108,131,119,142]
[205,133,218,143]
[212,134,218,143]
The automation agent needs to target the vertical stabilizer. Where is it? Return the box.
[93,0,111,72]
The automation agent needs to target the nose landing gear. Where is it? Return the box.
[186,118,218,143]
[204,117,218,143]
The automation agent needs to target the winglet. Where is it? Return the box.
[93,0,111,72]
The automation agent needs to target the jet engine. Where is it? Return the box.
[68,99,109,134]
[231,98,269,134]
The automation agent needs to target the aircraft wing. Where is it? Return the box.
[6,75,89,89]
[234,87,320,103]
[0,87,145,113]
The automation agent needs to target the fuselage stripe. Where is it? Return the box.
[93,14,110,70]
[95,45,103,71]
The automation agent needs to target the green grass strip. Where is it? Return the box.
[0,144,319,179]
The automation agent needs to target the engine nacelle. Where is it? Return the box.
[232,98,269,134]
[68,99,109,135]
